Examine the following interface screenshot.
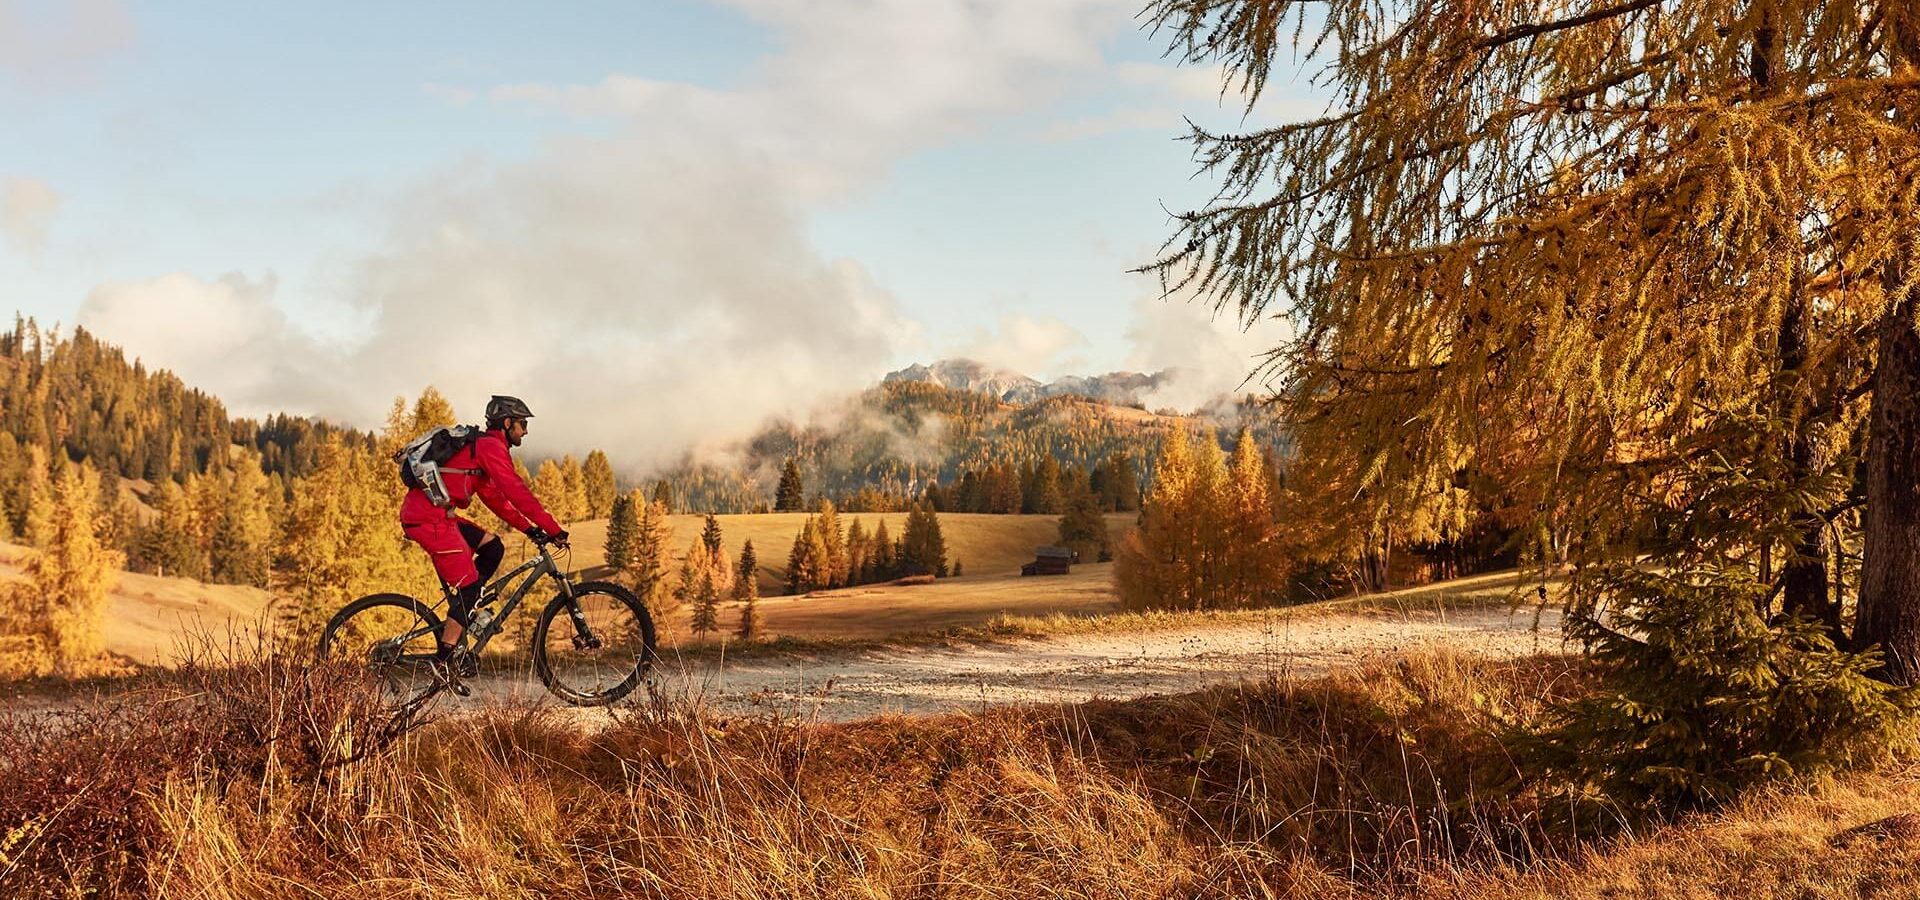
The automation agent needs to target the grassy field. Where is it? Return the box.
[9,645,1915,898]
[564,510,1137,590]
[1,512,1137,665]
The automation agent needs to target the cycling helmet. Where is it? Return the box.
[485,395,534,426]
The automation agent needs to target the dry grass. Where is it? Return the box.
[9,635,1914,899]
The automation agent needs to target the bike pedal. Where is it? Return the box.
[449,680,472,697]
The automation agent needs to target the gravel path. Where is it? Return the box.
[457,604,1564,722]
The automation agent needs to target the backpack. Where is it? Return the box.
[395,425,485,507]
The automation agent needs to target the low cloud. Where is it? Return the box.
[955,312,1090,377]
[79,273,346,417]
[2,177,61,255]
[1123,291,1285,412]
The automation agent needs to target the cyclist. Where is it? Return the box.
[399,394,569,676]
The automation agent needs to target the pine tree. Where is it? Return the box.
[651,479,674,514]
[680,538,721,639]
[735,574,762,641]
[604,491,639,572]
[701,513,724,558]
[785,522,814,595]
[1058,480,1110,565]
[870,519,895,581]
[774,457,805,512]
[582,449,617,518]
[735,538,759,599]
[899,502,947,577]
[845,518,869,587]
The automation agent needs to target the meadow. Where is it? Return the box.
[1,512,1137,667]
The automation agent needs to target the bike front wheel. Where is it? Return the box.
[531,581,656,706]
[317,593,445,709]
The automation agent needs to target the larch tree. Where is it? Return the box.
[1145,0,1920,676]
[559,455,590,524]
[582,450,617,518]
[18,461,122,675]
[627,498,674,619]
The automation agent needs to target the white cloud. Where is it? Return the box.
[956,312,1091,376]
[0,0,134,91]
[77,1,1145,474]
[1123,290,1286,411]
[1,176,60,254]
[79,273,347,417]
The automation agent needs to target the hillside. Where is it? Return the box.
[656,379,1276,512]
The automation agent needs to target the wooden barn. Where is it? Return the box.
[1020,545,1077,577]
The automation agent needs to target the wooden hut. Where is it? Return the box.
[1021,545,1077,577]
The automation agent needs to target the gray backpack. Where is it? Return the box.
[395,425,484,506]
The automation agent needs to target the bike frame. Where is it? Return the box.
[387,545,579,656]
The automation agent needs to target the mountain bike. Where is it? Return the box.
[316,536,657,709]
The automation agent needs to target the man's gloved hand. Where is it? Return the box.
[552,529,571,550]
[525,526,551,545]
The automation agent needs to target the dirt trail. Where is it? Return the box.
[459,604,1564,722]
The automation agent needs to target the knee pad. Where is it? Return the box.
[476,537,505,583]
[447,581,483,627]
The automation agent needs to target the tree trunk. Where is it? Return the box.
[1856,282,1920,682]
[1856,7,1920,681]
[1777,269,1837,631]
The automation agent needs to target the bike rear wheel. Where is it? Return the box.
[317,593,445,709]
[532,581,656,706]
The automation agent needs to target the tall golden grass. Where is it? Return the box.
[5,642,1918,898]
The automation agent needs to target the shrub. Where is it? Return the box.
[1523,566,1918,810]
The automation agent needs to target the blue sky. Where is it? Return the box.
[0,0,1319,469]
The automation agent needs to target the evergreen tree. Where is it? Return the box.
[582,449,617,518]
[651,479,674,514]
[899,502,947,577]
[774,458,806,512]
[604,491,639,572]
[735,538,759,599]
[785,522,814,595]
[951,559,962,577]
[1023,458,1063,515]
[679,538,722,639]
[735,574,762,641]
[1058,481,1110,565]
[701,513,724,558]
[845,518,870,587]
[870,519,895,581]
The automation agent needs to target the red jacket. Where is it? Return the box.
[399,429,563,535]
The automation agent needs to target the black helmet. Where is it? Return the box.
[485,395,534,426]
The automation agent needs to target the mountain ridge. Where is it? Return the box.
[882,358,1177,408]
